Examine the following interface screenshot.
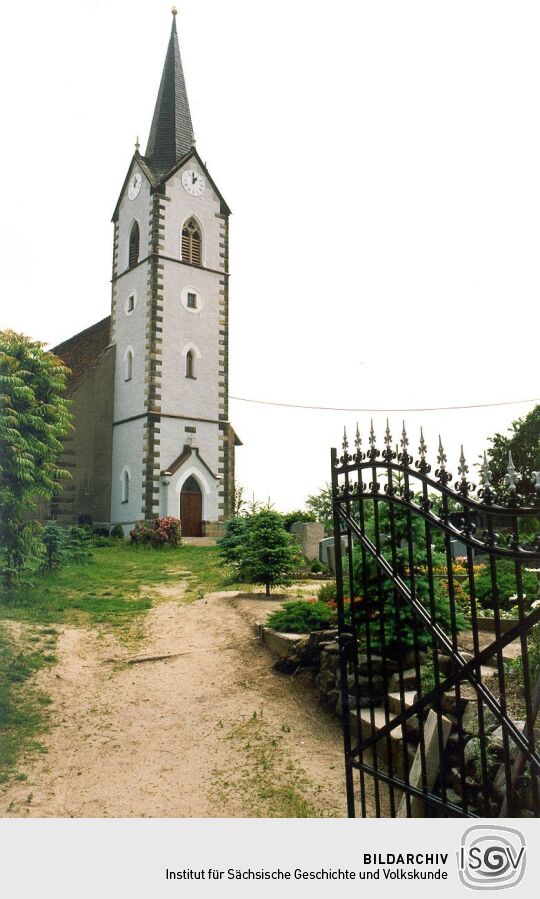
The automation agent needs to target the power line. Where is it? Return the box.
[229,395,540,414]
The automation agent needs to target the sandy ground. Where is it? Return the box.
[1,587,348,818]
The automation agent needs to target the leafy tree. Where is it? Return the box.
[305,484,334,532]
[487,404,540,497]
[0,331,72,583]
[236,509,302,595]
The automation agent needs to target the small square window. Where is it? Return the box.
[187,292,197,309]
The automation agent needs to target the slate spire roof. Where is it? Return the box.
[145,10,195,177]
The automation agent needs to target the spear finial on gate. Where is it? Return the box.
[480,451,493,488]
[505,450,519,494]
[382,418,394,462]
[354,422,362,460]
[342,426,349,454]
[415,426,429,473]
[399,420,411,464]
[435,434,451,483]
[400,420,409,450]
[419,427,427,460]
[368,419,379,460]
[458,445,469,481]
[437,435,446,469]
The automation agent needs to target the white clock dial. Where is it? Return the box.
[182,169,205,197]
[128,172,142,200]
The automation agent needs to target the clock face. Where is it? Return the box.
[182,169,205,197]
[128,172,142,200]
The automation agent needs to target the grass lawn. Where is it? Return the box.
[0,543,228,629]
[0,542,230,784]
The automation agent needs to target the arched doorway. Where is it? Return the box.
[180,476,203,536]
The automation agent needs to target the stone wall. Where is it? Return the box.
[277,629,535,818]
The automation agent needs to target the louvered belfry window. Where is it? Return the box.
[181,218,202,265]
[128,221,140,268]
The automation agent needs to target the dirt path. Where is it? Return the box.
[1,587,347,817]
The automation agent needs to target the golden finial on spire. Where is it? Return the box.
[171,5,177,14]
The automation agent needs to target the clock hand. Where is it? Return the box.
[192,173,197,184]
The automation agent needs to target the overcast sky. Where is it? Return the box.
[1,1,539,510]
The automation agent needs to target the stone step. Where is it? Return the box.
[387,691,417,715]
[355,707,404,742]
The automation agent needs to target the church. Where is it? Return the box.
[49,9,240,536]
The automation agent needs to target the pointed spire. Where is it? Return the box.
[145,9,195,176]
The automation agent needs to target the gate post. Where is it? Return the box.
[331,446,355,817]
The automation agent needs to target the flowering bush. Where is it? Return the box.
[129,516,182,548]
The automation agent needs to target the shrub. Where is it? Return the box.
[351,505,465,654]
[41,522,92,571]
[42,522,68,570]
[129,516,181,548]
[317,580,337,603]
[310,559,323,573]
[93,526,110,538]
[465,560,539,612]
[266,599,336,633]
[110,524,125,539]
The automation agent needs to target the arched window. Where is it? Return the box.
[181,218,202,265]
[125,349,133,381]
[185,349,195,379]
[121,469,130,504]
[128,221,140,268]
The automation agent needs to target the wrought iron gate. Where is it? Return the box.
[331,423,540,818]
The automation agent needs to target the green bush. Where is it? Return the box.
[351,505,465,654]
[41,522,92,571]
[110,524,125,540]
[266,600,336,633]
[310,559,323,573]
[317,581,337,603]
[466,560,539,612]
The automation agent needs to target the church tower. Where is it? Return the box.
[110,10,238,535]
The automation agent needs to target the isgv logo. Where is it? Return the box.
[457,825,526,890]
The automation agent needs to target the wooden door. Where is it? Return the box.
[180,477,203,536]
